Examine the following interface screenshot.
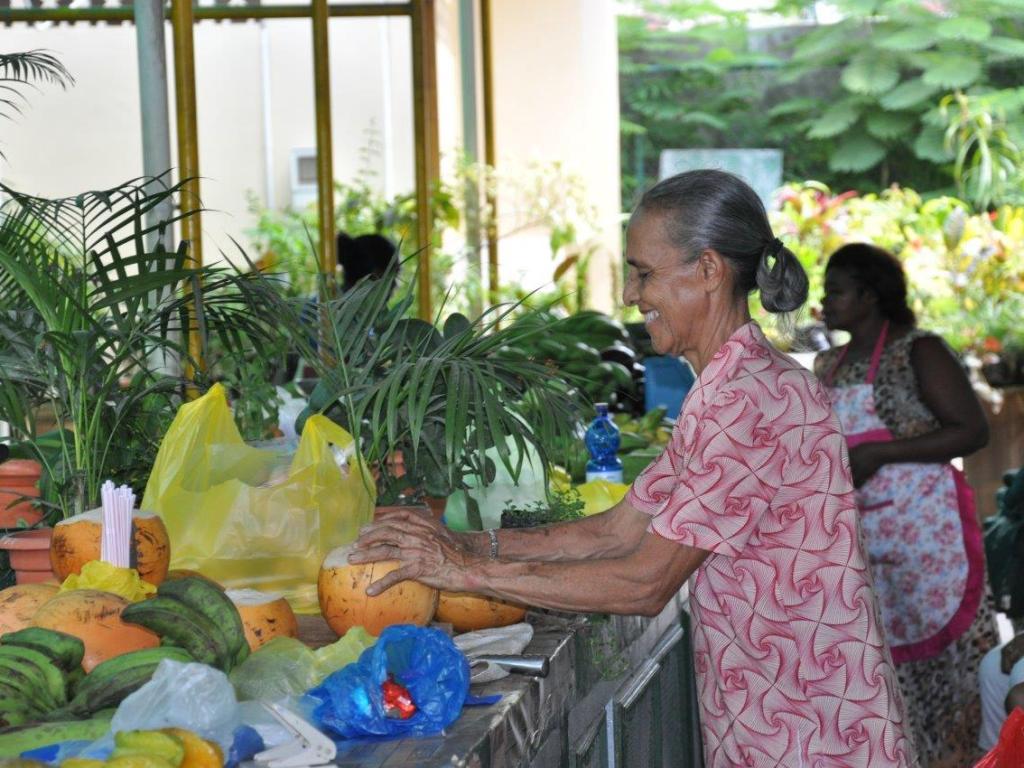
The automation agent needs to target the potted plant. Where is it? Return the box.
[0,177,284,583]
[284,259,584,527]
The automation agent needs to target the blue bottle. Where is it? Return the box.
[585,403,624,483]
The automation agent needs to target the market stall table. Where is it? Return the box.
[292,590,702,768]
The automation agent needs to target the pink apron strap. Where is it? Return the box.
[865,320,890,385]
[822,320,890,387]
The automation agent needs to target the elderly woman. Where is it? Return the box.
[352,170,916,766]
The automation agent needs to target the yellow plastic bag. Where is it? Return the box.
[575,479,629,516]
[142,383,374,613]
[60,560,156,602]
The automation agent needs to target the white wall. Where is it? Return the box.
[0,2,622,307]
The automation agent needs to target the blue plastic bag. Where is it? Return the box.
[306,624,469,739]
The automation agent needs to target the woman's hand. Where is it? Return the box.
[348,508,485,596]
[848,442,886,487]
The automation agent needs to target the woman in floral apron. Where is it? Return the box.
[815,242,999,767]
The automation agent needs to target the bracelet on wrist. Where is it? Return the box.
[486,528,499,560]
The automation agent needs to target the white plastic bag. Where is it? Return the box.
[110,660,241,752]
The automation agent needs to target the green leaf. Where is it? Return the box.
[919,54,983,89]
[879,77,943,110]
[791,23,855,62]
[934,16,992,43]
[807,101,862,139]
[912,125,954,163]
[841,55,900,95]
[767,97,820,119]
[866,110,917,140]
[875,26,939,52]
[983,37,1024,59]
[828,134,887,172]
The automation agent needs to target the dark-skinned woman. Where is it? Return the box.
[815,242,997,767]
[352,171,917,767]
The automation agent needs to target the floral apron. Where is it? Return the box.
[824,322,985,663]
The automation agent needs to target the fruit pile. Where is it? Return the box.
[0,576,249,736]
[119,577,250,674]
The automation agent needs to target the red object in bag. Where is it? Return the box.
[382,673,417,720]
[976,708,1024,767]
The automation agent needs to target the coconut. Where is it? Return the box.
[32,589,159,671]
[435,591,527,633]
[317,544,438,637]
[50,508,170,586]
[226,589,299,651]
[0,583,59,637]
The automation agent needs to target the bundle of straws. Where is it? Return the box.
[100,480,135,568]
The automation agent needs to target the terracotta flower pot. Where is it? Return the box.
[0,459,43,529]
[0,528,57,585]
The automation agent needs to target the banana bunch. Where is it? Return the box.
[0,628,83,727]
[56,646,195,720]
[120,577,249,674]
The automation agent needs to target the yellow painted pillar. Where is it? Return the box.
[411,0,439,320]
[170,0,205,383]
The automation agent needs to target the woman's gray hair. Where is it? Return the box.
[636,169,808,314]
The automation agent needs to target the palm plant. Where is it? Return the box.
[1,50,73,154]
[0,176,286,520]
[288,259,585,522]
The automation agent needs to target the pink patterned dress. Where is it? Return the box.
[628,322,916,767]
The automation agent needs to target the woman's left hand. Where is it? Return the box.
[848,443,885,487]
[348,508,483,596]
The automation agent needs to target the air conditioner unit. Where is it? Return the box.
[290,147,318,209]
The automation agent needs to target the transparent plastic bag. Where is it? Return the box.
[230,628,377,703]
[307,625,470,739]
[142,383,375,612]
[109,660,241,753]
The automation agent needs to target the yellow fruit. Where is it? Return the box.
[226,590,298,651]
[435,591,527,633]
[0,583,59,636]
[317,544,437,637]
[50,509,170,586]
[113,730,184,766]
[162,728,224,768]
[104,758,176,768]
[32,589,159,672]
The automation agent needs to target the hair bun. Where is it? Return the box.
[757,240,809,313]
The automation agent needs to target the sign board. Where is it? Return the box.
[658,149,783,209]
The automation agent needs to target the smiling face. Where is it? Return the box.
[821,267,874,331]
[622,210,710,356]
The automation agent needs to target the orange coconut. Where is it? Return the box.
[0,583,59,637]
[317,544,437,638]
[226,589,299,651]
[435,591,527,633]
[32,589,159,671]
[50,509,170,586]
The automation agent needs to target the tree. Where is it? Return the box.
[772,0,1024,193]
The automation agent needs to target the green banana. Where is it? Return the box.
[120,597,227,669]
[1,627,85,672]
[0,696,44,729]
[56,646,194,719]
[0,645,66,710]
[156,577,249,669]
[0,714,113,758]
